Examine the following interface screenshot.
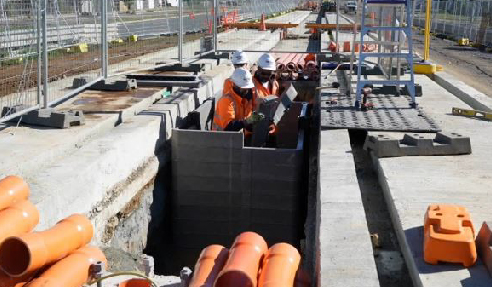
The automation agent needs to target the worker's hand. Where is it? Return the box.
[245,112,265,125]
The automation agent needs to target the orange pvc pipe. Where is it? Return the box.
[0,214,94,277]
[0,201,39,244]
[189,245,229,287]
[257,243,300,287]
[24,246,106,287]
[119,279,151,287]
[214,232,268,287]
[0,270,38,287]
[0,176,29,211]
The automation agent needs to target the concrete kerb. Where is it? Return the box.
[431,72,492,112]
[373,155,423,287]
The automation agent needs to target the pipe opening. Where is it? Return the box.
[0,237,30,277]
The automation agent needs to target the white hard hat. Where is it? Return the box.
[231,68,254,89]
[231,50,248,65]
[258,53,276,70]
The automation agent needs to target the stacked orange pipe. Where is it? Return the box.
[0,201,39,244]
[214,232,268,287]
[0,214,94,277]
[0,176,29,210]
[257,243,300,287]
[189,245,229,287]
[24,246,106,287]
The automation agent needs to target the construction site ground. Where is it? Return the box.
[1,9,492,287]
[412,32,492,99]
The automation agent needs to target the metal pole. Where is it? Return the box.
[101,0,108,78]
[424,0,431,61]
[179,0,183,63]
[214,0,218,52]
[443,0,448,35]
[336,0,339,52]
[37,0,42,105]
[42,0,48,109]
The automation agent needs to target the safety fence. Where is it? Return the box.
[0,0,303,122]
[414,0,492,47]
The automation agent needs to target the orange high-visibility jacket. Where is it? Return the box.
[213,84,253,131]
[253,77,280,99]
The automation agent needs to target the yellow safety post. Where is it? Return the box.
[424,0,431,61]
[414,0,440,74]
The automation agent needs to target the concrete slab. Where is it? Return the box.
[318,129,380,287]
[373,75,492,287]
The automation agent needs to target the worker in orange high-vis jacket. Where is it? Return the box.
[253,53,280,99]
[213,68,260,132]
[223,50,250,98]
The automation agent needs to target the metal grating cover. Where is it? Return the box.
[320,93,441,132]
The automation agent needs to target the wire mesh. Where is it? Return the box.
[414,0,492,47]
[44,0,103,104]
[0,0,40,119]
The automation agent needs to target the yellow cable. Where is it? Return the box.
[87,271,158,287]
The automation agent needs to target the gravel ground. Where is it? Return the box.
[413,32,492,98]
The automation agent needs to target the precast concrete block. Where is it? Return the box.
[89,79,137,91]
[173,176,243,193]
[175,190,244,207]
[476,221,492,277]
[173,161,243,178]
[172,146,243,163]
[364,132,471,158]
[251,209,301,225]
[276,102,304,149]
[172,129,244,149]
[188,98,214,130]
[2,106,85,129]
[251,192,300,210]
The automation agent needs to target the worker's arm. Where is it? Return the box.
[214,97,247,131]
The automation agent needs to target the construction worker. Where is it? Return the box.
[223,50,250,95]
[213,68,259,132]
[253,53,280,99]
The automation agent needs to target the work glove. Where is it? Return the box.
[245,112,265,125]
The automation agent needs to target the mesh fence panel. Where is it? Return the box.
[0,0,40,119]
[414,0,492,47]
[45,0,102,104]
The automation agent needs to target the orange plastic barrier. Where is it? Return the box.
[257,243,300,287]
[214,232,268,287]
[0,201,39,244]
[25,246,107,287]
[119,279,151,287]
[189,245,229,287]
[0,214,94,277]
[0,176,29,211]
[424,204,477,267]
[476,221,492,276]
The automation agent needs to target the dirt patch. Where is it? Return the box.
[413,33,492,98]
[349,130,414,287]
